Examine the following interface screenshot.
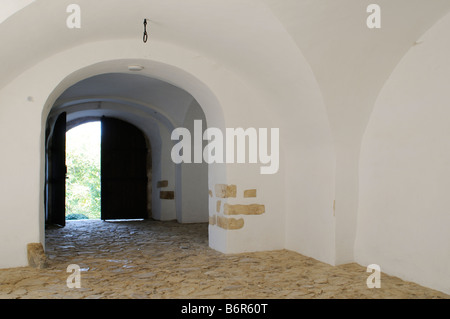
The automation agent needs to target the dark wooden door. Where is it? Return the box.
[47,112,67,227]
[101,117,148,220]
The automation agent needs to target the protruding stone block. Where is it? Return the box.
[223,204,265,215]
[216,200,222,213]
[160,191,175,200]
[157,180,169,188]
[27,243,48,269]
[217,216,244,230]
[244,189,257,198]
[215,184,237,198]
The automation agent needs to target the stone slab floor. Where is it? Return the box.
[0,219,448,299]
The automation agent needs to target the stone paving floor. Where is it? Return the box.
[0,219,448,299]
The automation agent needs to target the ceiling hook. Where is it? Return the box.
[143,19,148,43]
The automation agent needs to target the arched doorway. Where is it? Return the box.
[44,72,209,229]
[35,58,226,262]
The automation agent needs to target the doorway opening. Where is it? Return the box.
[65,121,101,220]
[45,115,151,228]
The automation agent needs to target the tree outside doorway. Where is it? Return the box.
[65,121,101,220]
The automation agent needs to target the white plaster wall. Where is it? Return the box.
[0,82,43,267]
[263,0,450,267]
[158,123,177,221]
[355,13,450,294]
[178,100,209,223]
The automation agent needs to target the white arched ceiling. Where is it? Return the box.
[2,0,449,126]
[0,0,313,93]
[54,73,196,127]
[0,0,35,24]
[49,73,199,133]
[263,0,450,140]
[3,0,450,139]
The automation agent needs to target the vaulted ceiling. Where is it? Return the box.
[1,0,450,139]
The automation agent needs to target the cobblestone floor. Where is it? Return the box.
[0,219,448,299]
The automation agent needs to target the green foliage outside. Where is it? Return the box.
[66,122,101,220]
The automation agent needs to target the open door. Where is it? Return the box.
[46,112,67,227]
[101,117,148,220]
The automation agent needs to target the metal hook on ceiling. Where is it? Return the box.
[143,19,148,43]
